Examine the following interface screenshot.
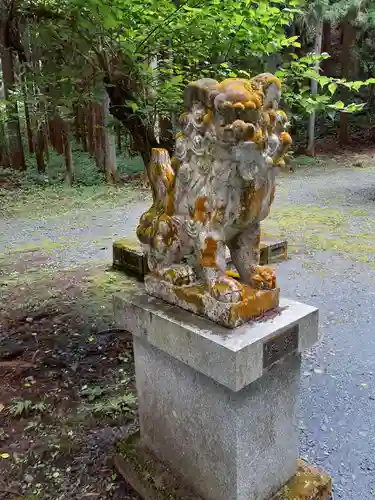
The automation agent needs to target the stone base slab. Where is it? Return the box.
[112,237,288,279]
[144,273,280,328]
[114,433,332,500]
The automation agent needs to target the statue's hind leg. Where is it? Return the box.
[228,223,276,290]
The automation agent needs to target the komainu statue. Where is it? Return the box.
[136,75,292,328]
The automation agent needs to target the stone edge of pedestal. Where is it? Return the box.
[113,289,319,392]
[113,433,332,500]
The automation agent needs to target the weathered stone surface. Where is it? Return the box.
[144,272,280,327]
[114,289,321,500]
[114,437,332,500]
[113,238,147,277]
[113,290,319,391]
[134,337,301,500]
[135,76,292,325]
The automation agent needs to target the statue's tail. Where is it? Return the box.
[147,148,175,215]
[136,148,176,245]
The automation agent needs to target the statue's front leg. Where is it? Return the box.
[147,215,196,286]
[196,230,244,303]
[228,223,276,290]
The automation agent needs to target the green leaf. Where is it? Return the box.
[328,83,337,95]
[351,81,365,91]
[330,101,345,110]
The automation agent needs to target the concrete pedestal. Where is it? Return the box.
[114,291,319,500]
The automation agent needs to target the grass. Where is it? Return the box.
[264,203,375,263]
[0,183,146,219]
[0,143,147,219]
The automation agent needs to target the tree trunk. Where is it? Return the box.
[77,105,87,152]
[34,126,46,173]
[23,79,34,154]
[0,120,10,168]
[116,122,121,153]
[104,76,173,168]
[306,16,324,157]
[321,21,332,76]
[24,99,34,153]
[61,119,74,186]
[43,120,50,162]
[0,31,26,170]
[73,104,80,145]
[102,92,119,184]
[87,103,95,156]
[54,114,63,155]
[339,18,356,145]
[94,103,105,171]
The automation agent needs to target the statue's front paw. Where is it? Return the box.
[157,265,196,286]
[209,277,244,303]
[249,266,276,290]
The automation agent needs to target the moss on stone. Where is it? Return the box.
[271,459,332,499]
[115,432,197,500]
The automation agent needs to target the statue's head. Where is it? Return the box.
[179,76,281,147]
[175,75,291,171]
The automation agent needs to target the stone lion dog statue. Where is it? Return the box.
[136,75,292,327]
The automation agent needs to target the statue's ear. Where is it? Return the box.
[184,79,218,110]
[263,82,281,109]
[251,73,281,109]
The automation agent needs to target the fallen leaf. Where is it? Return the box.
[0,453,10,459]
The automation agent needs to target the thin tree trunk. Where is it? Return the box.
[116,122,121,153]
[43,120,50,162]
[23,85,34,153]
[94,103,105,171]
[339,18,356,145]
[34,127,46,173]
[0,120,10,168]
[87,103,95,156]
[54,114,63,155]
[102,92,119,184]
[321,21,332,76]
[73,104,80,145]
[61,119,74,186]
[0,36,26,170]
[306,16,324,156]
[77,105,87,152]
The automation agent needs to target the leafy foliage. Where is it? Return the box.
[277,53,375,123]
[8,399,49,418]
[90,393,137,417]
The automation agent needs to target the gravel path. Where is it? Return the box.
[2,160,375,499]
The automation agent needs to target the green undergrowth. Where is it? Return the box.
[9,145,144,187]
[0,143,147,219]
[0,183,146,219]
[0,263,137,319]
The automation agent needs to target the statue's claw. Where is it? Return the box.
[209,276,244,303]
[249,266,276,290]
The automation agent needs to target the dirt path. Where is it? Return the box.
[2,154,375,499]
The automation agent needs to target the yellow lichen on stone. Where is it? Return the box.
[203,109,214,125]
[136,74,292,326]
[272,459,332,500]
